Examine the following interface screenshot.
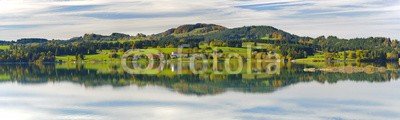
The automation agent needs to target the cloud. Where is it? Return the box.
[0,25,41,30]
[0,0,399,40]
[80,9,215,19]
[0,23,74,30]
[235,1,313,11]
[51,5,105,12]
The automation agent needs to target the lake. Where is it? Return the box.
[0,62,399,120]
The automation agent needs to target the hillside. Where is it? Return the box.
[205,26,300,41]
[17,38,48,44]
[152,24,300,43]
[0,40,11,45]
[0,23,398,63]
[43,23,301,43]
[159,23,227,36]
[69,33,131,41]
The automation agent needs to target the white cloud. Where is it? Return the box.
[0,0,399,40]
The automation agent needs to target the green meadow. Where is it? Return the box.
[0,45,10,50]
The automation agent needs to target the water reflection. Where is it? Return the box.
[0,62,398,96]
[1,62,400,119]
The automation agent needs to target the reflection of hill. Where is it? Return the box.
[0,63,398,96]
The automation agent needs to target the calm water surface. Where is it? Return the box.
[0,63,399,120]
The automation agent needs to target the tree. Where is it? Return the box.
[109,52,118,58]
[76,54,85,61]
[348,51,355,60]
[386,51,399,61]
[324,52,334,62]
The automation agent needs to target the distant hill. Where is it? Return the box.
[0,40,11,45]
[159,23,227,36]
[69,33,131,41]
[153,24,300,42]
[17,38,48,44]
[66,23,300,42]
[205,26,300,42]
[2,23,399,63]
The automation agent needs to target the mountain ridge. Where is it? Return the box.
[52,23,301,42]
[158,23,227,36]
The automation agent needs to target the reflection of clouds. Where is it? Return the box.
[282,98,382,108]
[0,109,42,120]
[51,108,100,116]
[1,80,400,119]
[83,100,210,108]
[241,106,304,115]
[340,108,400,118]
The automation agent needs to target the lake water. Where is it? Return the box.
[0,62,400,120]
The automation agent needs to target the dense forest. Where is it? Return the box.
[0,23,398,62]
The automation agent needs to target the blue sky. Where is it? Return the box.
[0,0,399,40]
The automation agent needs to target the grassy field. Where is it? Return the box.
[213,47,248,56]
[296,51,359,62]
[241,42,276,50]
[0,45,10,50]
[55,46,275,63]
[154,48,177,54]
[56,50,124,62]
[56,49,169,63]
[295,53,325,62]
[56,55,76,62]
[0,74,10,81]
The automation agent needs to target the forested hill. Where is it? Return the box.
[69,33,131,41]
[1,23,299,43]
[0,38,48,44]
[0,40,10,44]
[204,26,299,41]
[158,23,227,36]
[17,38,48,44]
[0,23,399,63]
[151,24,299,42]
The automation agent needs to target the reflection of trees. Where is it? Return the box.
[0,63,398,96]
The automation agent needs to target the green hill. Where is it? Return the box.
[1,23,398,63]
[153,24,300,43]
[69,33,131,41]
[159,23,227,36]
[205,26,300,41]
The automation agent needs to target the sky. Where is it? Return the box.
[0,0,399,40]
